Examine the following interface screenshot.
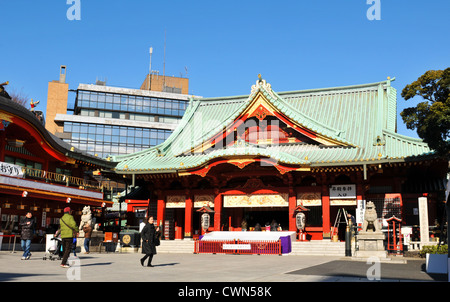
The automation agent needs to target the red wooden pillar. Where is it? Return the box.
[321,173,331,239]
[214,189,222,231]
[184,190,193,238]
[156,190,165,229]
[288,187,297,232]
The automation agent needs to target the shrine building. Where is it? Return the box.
[0,92,117,236]
[112,76,447,241]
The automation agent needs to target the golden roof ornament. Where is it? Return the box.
[250,74,276,100]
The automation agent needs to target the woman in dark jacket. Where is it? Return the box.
[140,216,160,267]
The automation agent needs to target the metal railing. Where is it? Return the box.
[194,239,282,255]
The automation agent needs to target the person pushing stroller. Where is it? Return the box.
[55,207,78,268]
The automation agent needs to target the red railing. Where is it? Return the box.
[0,234,18,252]
[194,239,282,255]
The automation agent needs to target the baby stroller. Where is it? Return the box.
[43,237,63,261]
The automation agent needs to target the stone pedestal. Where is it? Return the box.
[355,231,387,258]
[77,230,104,253]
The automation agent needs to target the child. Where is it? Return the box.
[71,237,78,258]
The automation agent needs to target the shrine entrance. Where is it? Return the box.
[222,207,289,231]
[330,205,357,241]
[220,192,290,231]
[242,208,288,231]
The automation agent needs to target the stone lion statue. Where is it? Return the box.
[79,206,93,234]
[362,201,381,232]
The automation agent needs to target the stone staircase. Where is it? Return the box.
[157,239,195,254]
[290,240,349,256]
[156,239,351,256]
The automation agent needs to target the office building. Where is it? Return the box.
[45,66,191,159]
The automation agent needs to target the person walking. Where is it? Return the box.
[82,223,92,254]
[140,216,160,267]
[19,212,35,260]
[57,207,78,268]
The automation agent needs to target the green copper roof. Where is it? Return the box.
[112,77,431,174]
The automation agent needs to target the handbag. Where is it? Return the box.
[154,232,160,246]
[61,218,78,238]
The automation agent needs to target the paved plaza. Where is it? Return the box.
[0,250,446,283]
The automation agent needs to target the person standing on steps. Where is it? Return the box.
[140,216,160,267]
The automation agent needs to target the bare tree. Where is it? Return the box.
[8,87,30,108]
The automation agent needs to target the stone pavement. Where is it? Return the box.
[0,250,446,283]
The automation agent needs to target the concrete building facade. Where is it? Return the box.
[45,66,191,159]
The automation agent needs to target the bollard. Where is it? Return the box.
[345,225,352,257]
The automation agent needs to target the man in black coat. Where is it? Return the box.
[20,212,35,260]
[140,216,160,267]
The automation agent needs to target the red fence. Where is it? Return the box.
[194,239,282,255]
[0,234,19,252]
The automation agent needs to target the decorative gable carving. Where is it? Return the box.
[186,76,349,156]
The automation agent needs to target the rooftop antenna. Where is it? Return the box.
[163,30,166,89]
[148,46,153,90]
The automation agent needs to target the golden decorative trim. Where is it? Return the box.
[227,159,255,169]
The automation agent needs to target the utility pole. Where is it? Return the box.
[444,164,450,281]
[163,30,166,91]
[446,167,450,281]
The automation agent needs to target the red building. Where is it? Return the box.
[113,77,447,241]
[0,91,116,239]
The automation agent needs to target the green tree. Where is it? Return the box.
[402,69,450,258]
[400,68,450,158]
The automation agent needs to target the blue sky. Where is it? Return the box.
[1,0,449,138]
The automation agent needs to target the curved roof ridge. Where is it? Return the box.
[382,129,428,145]
[277,78,395,96]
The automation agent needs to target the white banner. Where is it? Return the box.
[356,200,366,224]
[329,184,356,199]
[0,162,24,177]
[223,244,251,250]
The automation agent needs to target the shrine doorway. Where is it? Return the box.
[243,207,289,231]
[330,205,357,241]
[222,207,289,231]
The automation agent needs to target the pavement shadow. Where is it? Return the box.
[80,262,112,267]
[420,263,448,281]
[287,259,447,281]
[153,262,179,267]
[0,272,58,282]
